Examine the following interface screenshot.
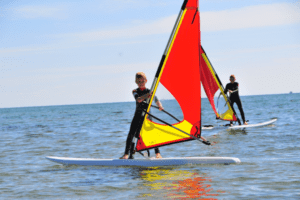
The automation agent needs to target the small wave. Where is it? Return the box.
[2,125,19,130]
[111,130,123,133]
[25,133,42,138]
[35,125,48,128]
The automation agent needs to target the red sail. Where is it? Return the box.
[200,47,238,121]
[136,0,201,151]
[160,6,200,125]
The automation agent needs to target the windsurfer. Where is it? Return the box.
[120,72,164,159]
[224,75,248,125]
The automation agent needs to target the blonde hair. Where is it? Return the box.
[135,72,147,83]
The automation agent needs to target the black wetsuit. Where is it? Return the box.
[124,88,160,155]
[224,82,246,123]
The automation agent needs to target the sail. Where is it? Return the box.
[136,0,201,152]
[200,46,238,121]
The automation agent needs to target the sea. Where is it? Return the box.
[1,93,300,199]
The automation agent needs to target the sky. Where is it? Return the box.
[0,0,300,108]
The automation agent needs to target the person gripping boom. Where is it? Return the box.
[120,72,164,159]
[224,75,248,125]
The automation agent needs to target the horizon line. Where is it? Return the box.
[0,92,297,109]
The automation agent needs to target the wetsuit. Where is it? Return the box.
[224,82,246,123]
[124,88,160,155]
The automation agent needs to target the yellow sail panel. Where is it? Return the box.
[220,109,235,121]
[137,120,193,150]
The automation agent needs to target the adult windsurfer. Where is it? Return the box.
[120,72,164,159]
[224,75,248,125]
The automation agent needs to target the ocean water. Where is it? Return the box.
[1,93,300,199]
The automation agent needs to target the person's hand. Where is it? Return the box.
[156,101,163,111]
[229,90,232,93]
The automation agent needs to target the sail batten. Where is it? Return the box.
[136,0,201,152]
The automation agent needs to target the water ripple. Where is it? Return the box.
[0,95,299,199]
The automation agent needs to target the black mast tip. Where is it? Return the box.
[181,0,189,10]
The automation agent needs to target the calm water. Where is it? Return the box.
[1,93,300,199]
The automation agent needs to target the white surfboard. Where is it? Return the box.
[228,118,277,130]
[202,126,214,130]
[46,156,241,166]
[202,118,277,130]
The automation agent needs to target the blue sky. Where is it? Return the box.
[0,0,299,108]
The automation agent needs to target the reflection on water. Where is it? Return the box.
[227,129,248,135]
[138,167,222,199]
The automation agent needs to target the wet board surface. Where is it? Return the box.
[46,156,241,166]
[202,118,277,130]
[228,118,277,130]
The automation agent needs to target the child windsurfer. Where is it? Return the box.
[120,72,163,159]
[224,75,248,125]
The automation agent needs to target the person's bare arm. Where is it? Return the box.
[155,101,164,111]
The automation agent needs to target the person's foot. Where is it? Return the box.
[244,122,248,125]
[119,154,129,159]
[156,153,162,159]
